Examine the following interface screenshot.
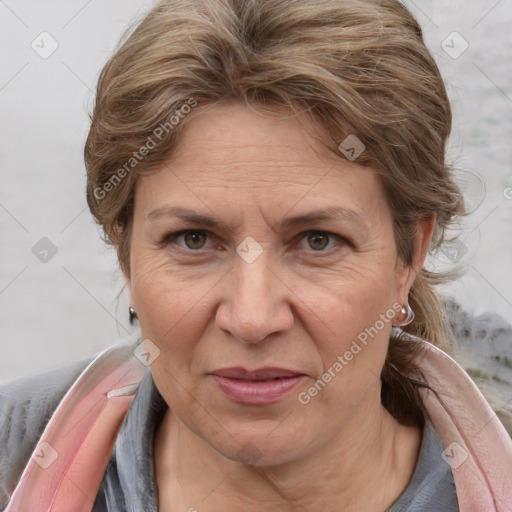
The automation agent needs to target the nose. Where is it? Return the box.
[215,251,294,344]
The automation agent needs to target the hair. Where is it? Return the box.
[84,0,465,431]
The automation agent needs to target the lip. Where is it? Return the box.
[209,367,306,405]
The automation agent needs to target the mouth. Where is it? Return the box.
[209,367,306,405]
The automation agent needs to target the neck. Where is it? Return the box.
[154,382,421,512]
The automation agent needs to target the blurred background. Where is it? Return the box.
[0,0,511,428]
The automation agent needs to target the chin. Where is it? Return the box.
[206,419,314,468]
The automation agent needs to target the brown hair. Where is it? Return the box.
[84,0,465,427]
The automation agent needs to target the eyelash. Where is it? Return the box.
[159,229,350,254]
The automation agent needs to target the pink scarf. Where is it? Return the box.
[5,339,512,511]
[417,339,512,510]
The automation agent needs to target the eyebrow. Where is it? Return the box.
[146,205,367,232]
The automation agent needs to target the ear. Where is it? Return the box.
[395,214,436,300]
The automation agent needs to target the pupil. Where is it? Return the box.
[185,232,205,249]
[309,232,328,250]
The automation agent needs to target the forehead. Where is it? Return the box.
[169,102,349,175]
[135,102,390,226]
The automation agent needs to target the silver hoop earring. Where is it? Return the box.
[129,306,138,325]
[393,302,415,327]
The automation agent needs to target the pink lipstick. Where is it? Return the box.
[210,367,305,405]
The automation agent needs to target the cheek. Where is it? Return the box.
[294,263,397,407]
[129,254,220,377]
[131,243,223,316]
[297,261,397,347]
[297,288,394,427]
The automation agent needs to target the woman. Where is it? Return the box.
[1,0,511,510]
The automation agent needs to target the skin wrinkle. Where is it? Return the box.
[126,102,432,511]
[144,208,372,254]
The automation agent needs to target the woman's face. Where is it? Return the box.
[128,101,416,465]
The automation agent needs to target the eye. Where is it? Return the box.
[296,230,347,252]
[161,230,213,251]
[160,229,349,254]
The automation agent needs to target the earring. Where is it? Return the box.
[129,306,138,325]
[393,302,415,327]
